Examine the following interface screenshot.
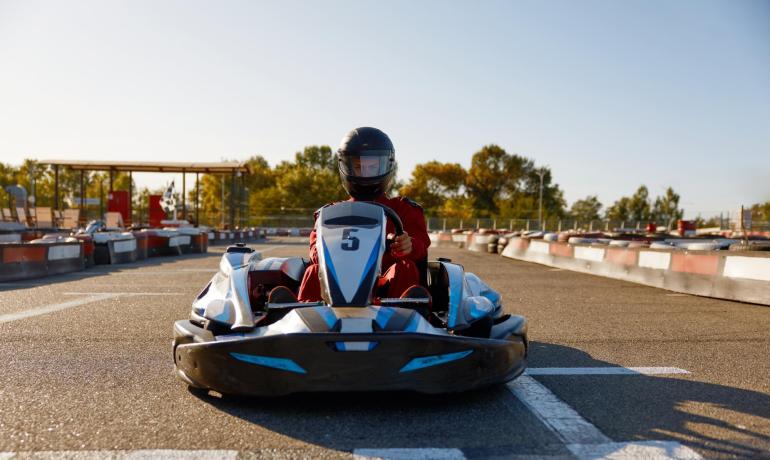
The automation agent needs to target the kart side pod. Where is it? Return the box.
[442,261,500,337]
[194,247,263,332]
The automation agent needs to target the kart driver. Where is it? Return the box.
[285,127,431,303]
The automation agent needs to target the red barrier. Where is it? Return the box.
[605,247,638,266]
[670,253,720,276]
[549,243,573,258]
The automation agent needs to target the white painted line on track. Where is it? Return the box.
[0,293,120,324]
[0,451,238,459]
[508,375,611,445]
[507,376,703,459]
[567,441,703,459]
[526,367,690,376]
[354,448,465,460]
[99,270,217,275]
[63,292,187,296]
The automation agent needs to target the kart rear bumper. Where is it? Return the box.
[173,320,527,396]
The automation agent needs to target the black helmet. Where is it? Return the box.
[337,127,396,200]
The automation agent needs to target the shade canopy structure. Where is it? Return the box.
[36,160,249,228]
[36,160,249,174]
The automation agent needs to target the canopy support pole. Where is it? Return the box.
[229,170,236,229]
[128,171,133,227]
[53,165,59,211]
[195,172,200,226]
[79,170,85,226]
[182,171,187,222]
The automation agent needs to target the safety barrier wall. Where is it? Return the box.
[94,238,138,265]
[499,237,770,306]
[429,231,473,248]
[0,242,85,282]
[1,226,238,283]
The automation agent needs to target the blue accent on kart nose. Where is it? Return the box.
[230,352,307,374]
[399,350,473,373]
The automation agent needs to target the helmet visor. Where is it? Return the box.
[340,150,393,178]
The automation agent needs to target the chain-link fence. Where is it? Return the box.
[122,208,769,234]
[424,217,683,232]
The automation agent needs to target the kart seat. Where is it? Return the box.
[426,261,450,312]
[379,285,432,318]
[267,286,298,304]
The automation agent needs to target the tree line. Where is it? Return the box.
[2,147,769,229]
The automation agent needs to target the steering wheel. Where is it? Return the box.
[366,202,404,237]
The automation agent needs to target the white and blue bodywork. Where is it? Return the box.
[174,201,528,396]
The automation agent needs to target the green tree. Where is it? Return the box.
[399,161,467,214]
[516,167,567,220]
[652,187,683,229]
[294,145,336,171]
[628,185,651,221]
[606,196,632,221]
[465,145,532,216]
[570,195,603,222]
[750,201,770,221]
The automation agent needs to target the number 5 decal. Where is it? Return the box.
[341,228,360,251]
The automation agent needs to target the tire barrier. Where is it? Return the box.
[500,237,770,306]
[92,233,138,264]
[142,230,183,257]
[429,231,462,248]
[0,242,84,282]
[72,234,96,267]
[1,225,223,283]
[0,233,22,244]
[207,228,264,246]
[133,232,149,260]
[190,233,208,253]
[45,242,85,276]
[467,231,502,253]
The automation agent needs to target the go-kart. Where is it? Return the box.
[172,201,528,396]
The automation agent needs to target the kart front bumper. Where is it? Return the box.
[173,320,527,396]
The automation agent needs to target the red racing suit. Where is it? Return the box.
[297,195,431,302]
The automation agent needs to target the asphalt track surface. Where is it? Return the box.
[0,238,768,459]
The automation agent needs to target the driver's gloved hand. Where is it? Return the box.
[388,231,413,258]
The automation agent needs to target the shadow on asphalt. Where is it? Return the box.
[190,341,770,457]
[528,342,770,458]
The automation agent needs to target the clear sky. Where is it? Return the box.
[1,0,768,218]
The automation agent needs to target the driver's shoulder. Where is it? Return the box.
[313,202,337,219]
[393,196,424,212]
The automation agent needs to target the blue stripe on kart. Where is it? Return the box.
[374,307,396,329]
[230,353,307,374]
[399,350,473,373]
[321,237,341,293]
[358,236,381,289]
[314,307,338,329]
